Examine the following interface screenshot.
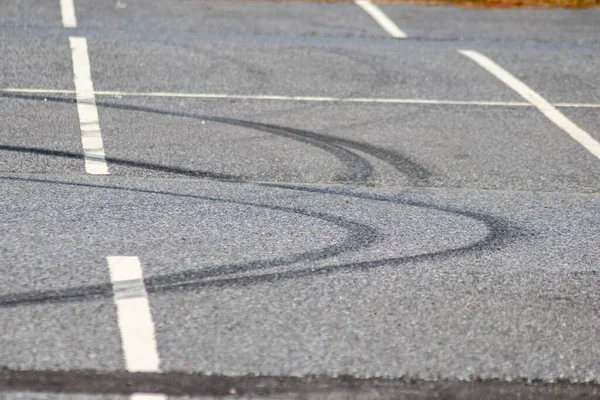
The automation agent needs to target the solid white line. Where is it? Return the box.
[69,37,109,175]
[60,0,77,28]
[107,256,161,373]
[354,0,407,39]
[460,50,600,161]
[95,91,534,106]
[1,88,76,95]
[2,88,600,108]
[554,103,600,108]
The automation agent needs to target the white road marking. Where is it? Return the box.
[69,37,109,175]
[95,91,533,106]
[541,103,600,109]
[460,50,600,161]
[3,88,600,109]
[107,256,160,372]
[60,0,77,28]
[130,394,167,400]
[100,91,535,107]
[107,256,166,400]
[2,88,75,95]
[354,0,407,39]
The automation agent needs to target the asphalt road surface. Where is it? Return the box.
[1,0,599,399]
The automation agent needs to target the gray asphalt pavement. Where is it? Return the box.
[0,1,599,399]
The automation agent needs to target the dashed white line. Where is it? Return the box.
[3,88,600,109]
[107,256,166,400]
[69,37,109,175]
[460,49,600,161]
[355,0,407,39]
[60,0,77,28]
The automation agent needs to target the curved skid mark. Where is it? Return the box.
[233,120,432,183]
[151,185,521,292]
[0,92,432,183]
[98,102,430,183]
[0,92,372,182]
[0,176,522,309]
[0,176,380,308]
[203,116,375,182]
[0,91,519,309]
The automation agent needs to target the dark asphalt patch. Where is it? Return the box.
[1,368,599,399]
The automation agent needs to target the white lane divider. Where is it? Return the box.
[460,50,600,162]
[60,0,77,28]
[2,88,600,109]
[69,37,109,175]
[93,91,534,107]
[6,87,600,109]
[107,256,166,400]
[355,0,407,39]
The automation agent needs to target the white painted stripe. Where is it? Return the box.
[107,256,161,373]
[60,0,77,28]
[95,91,535,106]
[554,103,600,108]
[107,257,166,400]
[130,393,167,400]
[1,88,75,95]
[460,50,600,161]
[69,37,109,175]
[2,88,600,108]
[354,0,407,39]
[95,91,533,106]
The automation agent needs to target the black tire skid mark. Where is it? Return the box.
[0,91,521,307]
[148,184,521,292]
[0,92,372,182]
[98,100,431,184]
[0,175,380,308]
[0,91,432,183]
[0,176,522,308]
[0,92,527,396]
